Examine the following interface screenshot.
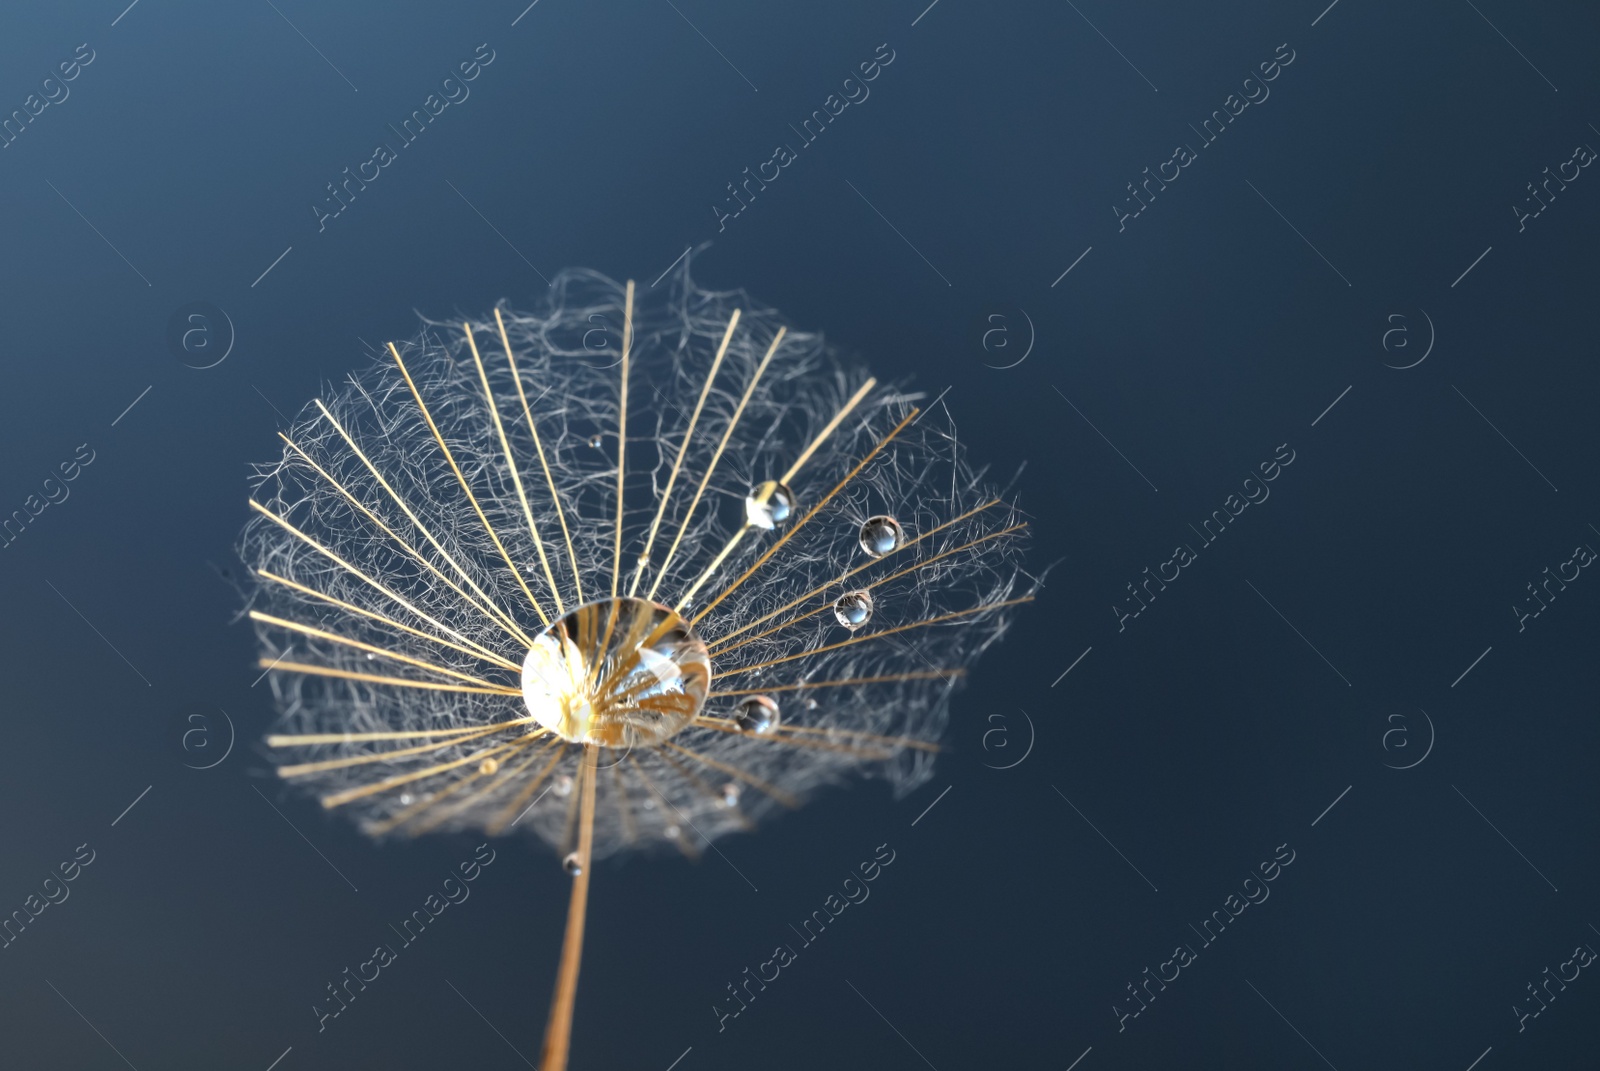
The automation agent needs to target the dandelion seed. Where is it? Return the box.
[241,264,1030,1070]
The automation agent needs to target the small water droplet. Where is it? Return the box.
[664,824,681,839]
[553,774,574,797]
[563,852,583,876]
[720,782,741,807]
[398,793,413,806]
[734,694,780,735]
[804,697,819,711]
[588,434,603,449]
[833,589,874,630]
[479,758,499,775]
[858,515,904,558]
[744,480,796,530]
[641,796,657,811]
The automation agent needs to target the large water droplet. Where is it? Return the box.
[720,782,741,807]
[744,480,796,530]
[858,515,903,558]
[734,694,780,735]
[553,774,574,797]
[479,758,499,775]
[833,589,874,630]
[563,852,583,876]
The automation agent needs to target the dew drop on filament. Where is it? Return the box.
[833,589,874,629]
[734,694,780,735]
[744,480,796,530]
[858,515,903,558]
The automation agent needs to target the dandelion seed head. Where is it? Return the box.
[243,265,1031,861]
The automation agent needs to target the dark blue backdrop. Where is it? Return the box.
[1,1,1597,1068]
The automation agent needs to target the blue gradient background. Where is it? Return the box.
[0,1,1597,1068]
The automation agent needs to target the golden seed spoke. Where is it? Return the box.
[649,327,786,601]
[610,280,634,602]
[249,611,508,689]
[660,740,798,808]
[653,748,756,832]
[497,308,585,607]
[610,763,638,845]
[268,719,534,746]
[487,741,572,834]
[707,502,1010,649]
[389,341,551,626]
[257,569,521,671]
[781,375,879,485]
[692,717,896,760]
[259,659,521,695]
[713,522,1028,658]
[697,714,941,753]
[279,428,530,648]
[708,668,964,699]
[249,501,512,663]
[278,723,533,778]
[626,757,712,853]
[629,308,740,598]
[310,401,536,647]
[403,733,557,836]
[320,740,516,809]
[686,401,913,625]
[719,596,1034,677]
[465,322,566,616]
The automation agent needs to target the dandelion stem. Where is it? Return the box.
[540,744,598,1071]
